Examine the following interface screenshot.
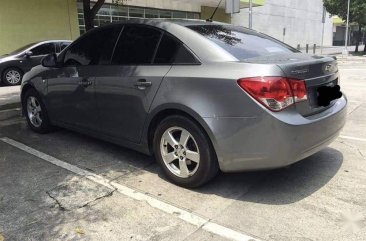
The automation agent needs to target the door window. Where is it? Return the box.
[31,43,56,56]
[111,25,162,65]
[154,33,198,64]
[64,26,121,66]
[58,42,70,53]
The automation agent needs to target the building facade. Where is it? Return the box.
[0,0,79,56]
[232,0,334,48]
[0,0,336,55]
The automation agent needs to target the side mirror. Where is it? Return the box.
[41,53,59,68]
[25,51,33,57]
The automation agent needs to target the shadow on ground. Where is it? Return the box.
[217,148,343,205]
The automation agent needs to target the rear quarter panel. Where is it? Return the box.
[144,62,285,159]
[150,62,283,117]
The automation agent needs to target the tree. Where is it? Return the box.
[324,0,366,53]
[82,0,105,31]
[82,0,128,32]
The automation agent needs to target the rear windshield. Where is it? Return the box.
[187,25,298,60]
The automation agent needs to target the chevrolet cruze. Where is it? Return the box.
[21,20,347,187]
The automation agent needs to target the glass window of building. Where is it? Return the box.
[77,2,200,35]
[172,11,187,19]
[129,7,144,18]
[145,9,159,18]
[159,10,172,18]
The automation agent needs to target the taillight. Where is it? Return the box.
[289,79,307,102]
[237,77,307,112]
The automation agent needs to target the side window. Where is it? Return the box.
[31,43,56,56]
[58,42,70,53]
[154,33,198,64]
[111,25,162,65]
[64,26,121,66]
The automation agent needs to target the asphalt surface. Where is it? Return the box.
[0,56,365,241]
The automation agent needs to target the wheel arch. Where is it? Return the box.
[20,83,36,115]
[144,104,220,160]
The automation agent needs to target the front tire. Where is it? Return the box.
[23,89,53,133]
[2,67,23,86]
[153,115,219,188]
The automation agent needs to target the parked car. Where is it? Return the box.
[0,40,71,86]
[20,20,346,187]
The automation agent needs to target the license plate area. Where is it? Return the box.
[317,84,342,107]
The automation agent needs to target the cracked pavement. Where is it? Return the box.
[0,56,366,241]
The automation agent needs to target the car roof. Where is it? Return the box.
[37,40,72,44]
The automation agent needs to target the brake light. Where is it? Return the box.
[289,79,307,102]
[237,77,307,111]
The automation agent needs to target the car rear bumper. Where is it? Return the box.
[204,96,347,172]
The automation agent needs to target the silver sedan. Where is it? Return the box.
[21,19,347,187]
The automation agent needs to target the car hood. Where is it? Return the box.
[0,54,16,63]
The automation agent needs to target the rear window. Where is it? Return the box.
[187,25,298,60]
[154,33,198,64]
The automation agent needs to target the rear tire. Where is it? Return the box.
[2,67,23,86]
[153,115,219,188]
[23,89,53,134]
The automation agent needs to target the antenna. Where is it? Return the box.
[206,0,223,22]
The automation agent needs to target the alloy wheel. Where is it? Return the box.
[27,96,43,128]
[160,127,200,178]
[5,70,21,84]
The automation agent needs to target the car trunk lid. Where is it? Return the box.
[243,53,340,116]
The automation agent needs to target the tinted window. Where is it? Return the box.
[188,25,298,60]
[9,42,38,55]
[154,33,198,64]
[58,42,70,53]
[31,43,56,56]
[111,25,162,65]
[64,26,121,66]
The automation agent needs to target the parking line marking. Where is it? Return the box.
[339,135,366,142]
[0,137,261,241]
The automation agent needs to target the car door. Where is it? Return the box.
[94,24,171,143]
[45,26,122,131]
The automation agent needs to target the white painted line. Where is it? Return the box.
[339,135,366,142]
[0,137,261,241]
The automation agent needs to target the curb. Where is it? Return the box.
[0,103,22,121]
[0,102,21,112]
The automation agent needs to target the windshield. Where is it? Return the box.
[8,42,38,55]
[187,25,299,60]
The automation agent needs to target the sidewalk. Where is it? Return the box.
[300,45,366,55]
[0,86,21,122]
[0,86,21,112]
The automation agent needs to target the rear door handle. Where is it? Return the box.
[134,79,152,90]
[78,78,93,87]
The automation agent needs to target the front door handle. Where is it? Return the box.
[134,79,152,90]
[78,78,93,87]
